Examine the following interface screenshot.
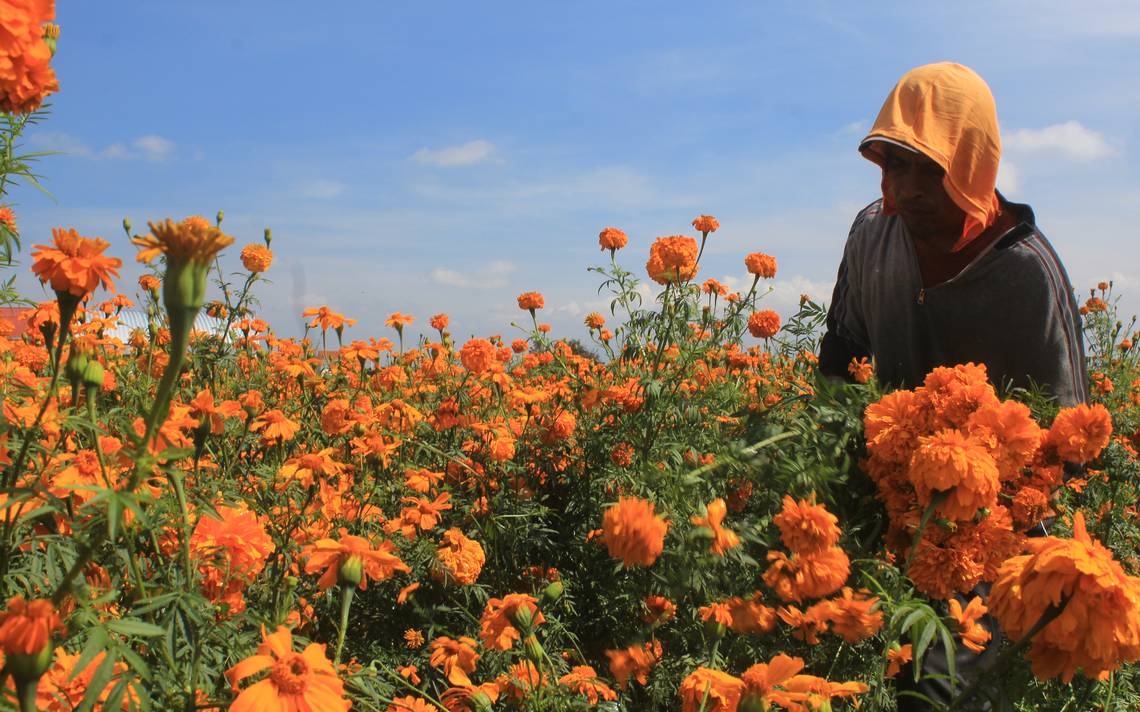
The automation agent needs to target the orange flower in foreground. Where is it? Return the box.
[598,226,628,252]
[646,235,699,285]
[303,306,357,333]
[744,251,777,279]
[763,547,850,602]
[190,505,275,581]
[0,596,63,656]
[740,654,809,711]
[1048,403,1112,464]
[948,595,991,654]
[458,338,496,374]
[225,626,350,712]
[435,528,485,585]
[303,534,410,590]
[678,667,743,712]
[558,666,618,704]
[602,496,669,567]
[773,494,841,556]
[605,640,662,690]
[825,587,884,643]
[908,429,999,521]
[429,636,481,686]
[989,511,1140,682]
[692,214,720,234]
[479,593,545,651]
[0,0,57,114]
[250,409,300,444]
[691,498,740,555]
[747,310,780,339]
[241,243,273,273]
[134,216,234,265]
[32,228,122,297]
[516,291,544,311]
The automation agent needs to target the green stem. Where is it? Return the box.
[334,585,354,666]
[15,676,37,712]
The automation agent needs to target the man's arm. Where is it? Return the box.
[818,209,875,380]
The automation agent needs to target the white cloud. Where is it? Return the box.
[28,131,176,161]
[411,139,495,167]
[133,134,175,161]
[28,131,92,156]
[838,120,868,137]
[297,179,347,199]
[1003,121,1114,162]
[996,159,1020,196]
[430,260,516,288]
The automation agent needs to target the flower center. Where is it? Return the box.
[270,654,310,695]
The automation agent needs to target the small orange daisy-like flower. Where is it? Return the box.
[740,654,808,711]
[302,534,410,590]
[0,206,15,233]
[303,306,357,332]
[601,496,669,567]
[605,640,662,690]
[31,228,122,297]
[692,214,720,234]
[847,356,873,383]
[744,251,777,279]
[747,310,780,339]
[726,594,777,635]
[885,643,913,678]
[948,596,990,654]
[479,593,545,651]
[516,292,544,311]
[584,312,605,329]
[646,235,699,285]
[1047,403,1113,464]
[558,666,618,704]
[386,312,415,329]
[133,216,234,265]
[403,629,425,649]
[429,636,481,686]
[138,274,161,293]
[825,587,884,643]
[249,409,300,445]
[598,226,628,251]
[435,528,486,585]
[773,494,841,556]
[691,498,740,555]
[224,626,351,712]
[189,505,275,582]
[386,695,438,711]
[642,595,677,626]
[240,244,273,273]
[0,596,63,656]
[678,667,743,712]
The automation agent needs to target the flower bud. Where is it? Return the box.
[263,228,272,247]
[468,690,494,712]
[337,554,364,588]
[523,633,544,662]
[542,580,564,604]
[7,641,53,682]
[216,210,224,226]
[122,217,132,236]
[509,603,535,632]
[81,359,105,388]
[703,617,726,640]
[739,693,770,712]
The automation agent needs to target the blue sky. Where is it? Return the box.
[10,1,1140,342]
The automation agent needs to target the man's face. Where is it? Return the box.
[878,143,966,245]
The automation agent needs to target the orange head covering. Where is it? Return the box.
[859,62,1002,251]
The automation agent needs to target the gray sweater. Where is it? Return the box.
[819,198,1088,406]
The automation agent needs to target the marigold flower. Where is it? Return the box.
[966,400,1043,480]
[429,636,480,686]
[387,696,438,711]
[740,654,809,711]
[459,338,496,374]
[435,528,485,585]
[584,312,605,330]
[225,626,351,712]
[134,216,234,266]
[558,666,618,704]
[989,511,1140,682]
[479,593,545,650]
[923,363,999,428]
[848,356,873,383]
[744,251,777,279]
[0,596,63,657]
[726,594,777,635]
[691,498,740,555]
[429,313,449,330]
[0,0,58,114]
[516,291,544,311]
[885,643,913,678]
[250,409,300,445]
[773,494,841,556]
[646,235,699,285]
[678,667,743,712]
[601,496,669,567]
[763,547,850,602]
[303,306,357,333]
[824,587,884,643]
[605,640,661,690]
[241,243,273,273]
[404,629,425,649]
[598,226,628,251]
[908,429,1000,522]
[948,595,990,654]
[138,274,160,293]
[190,505,275,582]
[302,534,410,590]
[1047,403,1113,464]
[501,660,548,702]
[747,310,780,339]
[692,215,720,234]
[31,228,122,297]
[642,595,676,626]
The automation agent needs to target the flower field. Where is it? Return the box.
[4,7,1140,712]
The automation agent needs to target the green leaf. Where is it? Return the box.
[107,618,166,637]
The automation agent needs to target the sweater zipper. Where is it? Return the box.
[914,221,1024,307]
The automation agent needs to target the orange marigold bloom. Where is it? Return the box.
[678,668,743,712]
[501,660,548,702]
[404,629,425,649]
[601,496,669,567]
[646,235,699,285]
[302,534,410,590]
[692,214,720,234]
[864,388,932,466]
[278,448,347,488]
[134,216,234,265]
[908,429,999,522]
[584,312,605,330]
[558,666,618,704]
[1011,487,1054,532]
[459,338,496,374]
[387,696,438,711]
[250,409,300,444]
[948,595,991,654]
[740,654,809,711]
[605,640,662,690]
[440,683,500,712]
[763,547,850,602]
[598,226,628,251]
[773,494,841,556]
[435,528,486,585]
[303,306,357,332]
[691,498,740,555]
[848,356,873,383]
[781,675,868,710]
[885,643,912,678]
[479,593,545,651]
[0,0,57,114]
[516,291,544,311]
[643,595,677,626]
[966,400,1044,481]
[190,505,275,582]
[138,274,161,293]
[241,243,273,273]
[744,251,777,279]
[386,311,415,329]
[923,363,999,429]
[726,594,777,635]
[31,228,123,297]
[429,313,449,330]
[824,587,884,643]
[907,535,986,600]
[989,511,1140,682]
[1048,403,1113,464]
[0,596,63,656]
[225,626,350,712]
[747,310,780,339]
[429,636,481,686]
[36,646,127,711]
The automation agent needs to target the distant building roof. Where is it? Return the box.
[0,307,226,343]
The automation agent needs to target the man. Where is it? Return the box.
[817,63,1087,710]
[819,62,1087,407]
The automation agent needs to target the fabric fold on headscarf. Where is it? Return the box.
[859,62,1002,252]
